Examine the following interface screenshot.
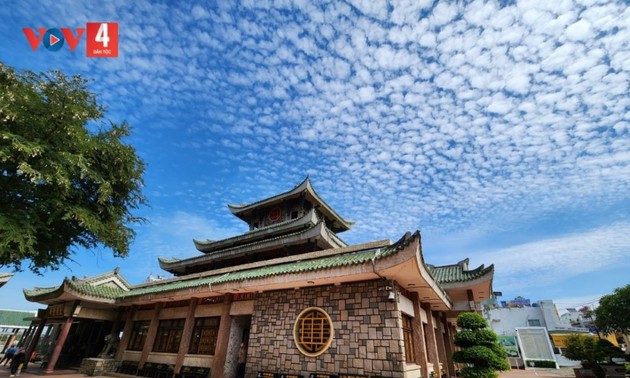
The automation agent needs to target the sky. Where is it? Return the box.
[0,0,628,313]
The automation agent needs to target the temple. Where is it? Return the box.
[21,178,494,378]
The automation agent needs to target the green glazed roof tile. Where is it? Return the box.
[23,286,59,297]
[26,230,442,303]
[0,309,36,326]
[67,281,126,299]
[121,247,381,299]
[427,259,494,284]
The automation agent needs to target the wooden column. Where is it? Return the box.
[211,294,233,378]
[467,289,475,310]
[422,303,440,378]
[434,313,449,377]
[412,294,429,378]
[19,323,35,348]
[443,320,456,376]
[139,303,163,368]
[176,299,198,374]
[2,329,19,352]
[44,316,73,373]
[24,317,47,369]
[116,306,136,361]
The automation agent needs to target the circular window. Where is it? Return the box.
[293,307,334,357]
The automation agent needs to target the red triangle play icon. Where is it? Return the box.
[50,34,60,46]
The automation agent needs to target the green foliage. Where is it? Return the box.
[565,335,600,364]
[457,312,490,330]
[595,283,630,335]
[459,367,498,378]
[455,329,499,348]
[0,62,146,273]
[564,334,625,378]
[453,345,509,370]
[525,360,557,368]
[453,312,509,378]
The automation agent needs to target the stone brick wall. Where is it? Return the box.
[79,357,118,376]
[246,280,404,377]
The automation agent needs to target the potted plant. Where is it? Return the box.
[563,334,626,378]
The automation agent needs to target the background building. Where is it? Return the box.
[0,309,36,353]
[486,298,618,368]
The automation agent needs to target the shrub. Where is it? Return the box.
[563,334,625,378]
[457,312,490,330]
[453,312,510,378]
[525,360,557,368]
[455,329,499,348]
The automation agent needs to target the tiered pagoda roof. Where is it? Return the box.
[162,178,353,275]
[24,231,470,313]
[226,177,354,233]
[23,178,495,320]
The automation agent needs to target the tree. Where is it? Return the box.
[453,312,510,378]
[564,334,625,378]
[0,62,146,273]
[595,283,630,336]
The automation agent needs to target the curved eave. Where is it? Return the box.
[158,256,180,264]
[436,264,494,289]
[24,279,120,305]
[0,272,13,288]
[227,177,311,213]
[227,178,354,232]
[139,239,389,293]
[376,232,453,312]
[23,284,65,303]
[121,232,452,312]
[193,207,319,253]
[161,221,345,274]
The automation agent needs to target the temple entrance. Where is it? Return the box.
[226,315,251,378]
[42,319,113,369]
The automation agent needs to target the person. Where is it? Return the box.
[1,344,17,366]
[9,347,26,377]
[236,342,246,378]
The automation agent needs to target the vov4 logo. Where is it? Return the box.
[22,22,118,57]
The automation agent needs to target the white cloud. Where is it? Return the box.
[565,19,593,41]
[3,0,628,300]
[476,223,630,292]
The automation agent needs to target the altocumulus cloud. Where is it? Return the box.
[4,0,628,264]
[476,222,630,292]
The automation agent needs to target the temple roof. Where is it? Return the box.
[227,177,354,233]
[162,217,347,275]
[23,268,130,304]
[193,207,323,253]
[0,272,13,288]
[427,258,494,285]
[431,258,494,319]
[25,232,455,312]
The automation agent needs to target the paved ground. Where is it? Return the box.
[0,366,577,378]
[0,366,99,378]
[499,367,575,378]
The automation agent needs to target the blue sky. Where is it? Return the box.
[0,0,628,313]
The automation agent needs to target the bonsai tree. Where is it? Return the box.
[563,334,625,378]
[453,312,510,378]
